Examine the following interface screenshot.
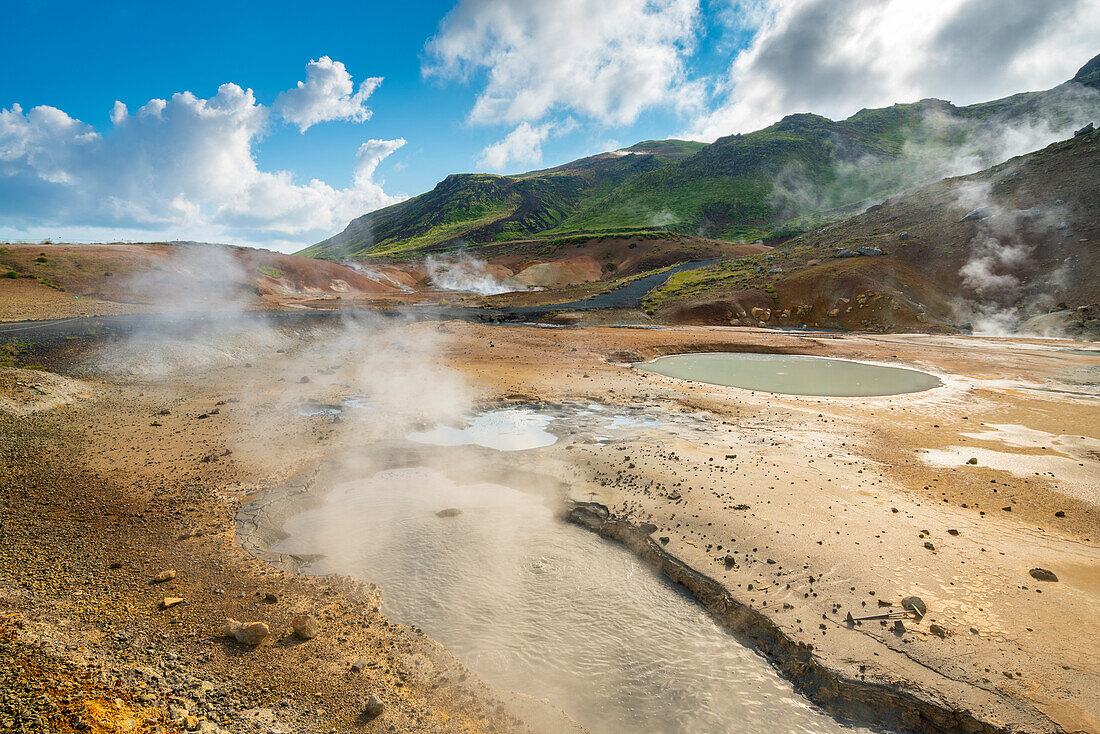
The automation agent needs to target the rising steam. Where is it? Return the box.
[425,253,528,295]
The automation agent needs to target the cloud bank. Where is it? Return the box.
[687,0,1100,140]
[426,0,703,168]
[0,59,403,251]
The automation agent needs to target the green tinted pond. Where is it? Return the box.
[637,352,941,397]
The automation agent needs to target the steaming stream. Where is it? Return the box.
[273,408,872,734]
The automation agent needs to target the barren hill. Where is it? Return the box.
[646,128,1100,336]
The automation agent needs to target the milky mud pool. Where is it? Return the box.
[636,352,942,397]
[272,465,872,734]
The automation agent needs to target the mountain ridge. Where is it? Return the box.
[302,54,1100,261]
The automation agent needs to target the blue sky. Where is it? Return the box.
[2,0,1098,251]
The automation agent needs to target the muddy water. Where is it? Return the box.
[407,408,558,451]
[638,352,941,397]
[273,465,870,734]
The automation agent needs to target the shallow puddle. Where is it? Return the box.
[407,408,558,450]
[637,353,941,397]
[274,467,870,734]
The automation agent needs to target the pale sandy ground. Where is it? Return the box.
[432,323,1098,734]
[8,318,1096,733]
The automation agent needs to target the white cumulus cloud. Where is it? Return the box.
[477,120,579,171]
[0,75,405,252]
[687,0,1100,140]
[275,56,383,133]
[425,0,704,127]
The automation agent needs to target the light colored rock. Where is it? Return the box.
[291,614,319,640]
[161,597,184,609]
[219,618,271,645]
[750,307,771,321]
[154,570,177,583]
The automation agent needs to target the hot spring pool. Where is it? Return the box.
[637,352,941,397]
[272,467,869,734]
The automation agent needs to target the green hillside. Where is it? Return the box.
[302,54,1100,260]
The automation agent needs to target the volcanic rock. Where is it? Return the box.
[219,619,270,645]
[363,694,384,719]
[291,614,319,640]
[1029,568,1059,582]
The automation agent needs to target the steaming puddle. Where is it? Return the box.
[407,409,558,451]
[296,396,380,417]
[296,402,343,417]
[637,353,941,397]
[273,467,868,734]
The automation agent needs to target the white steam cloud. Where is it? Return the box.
[425,253,528,295]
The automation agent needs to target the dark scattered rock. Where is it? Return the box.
[298,376,310,383]
[435,508,462,518]
[924,542,935,551]
[723,555,736,569]
[363,693,384,719]
[351,657,368,673]
[264,592,278,604]
[1029,568,1058,582]
[967,457,978,465]
[947,529,959,536]
[659,536,670,544]
[929,624,947,638]
[1075,122,1095,136]
[960,207,992,223]
[1055,510,1066,518]
[901,596,927,616]
[897,231,909,240]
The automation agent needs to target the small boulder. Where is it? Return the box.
[960,207,992,223]
[857,246,884,256]
[351,657,368,673]
[967,457,978,465]
[1029,568,1058,582]
[161,597,184,610]
[435,508,462,518]
[291,614,319,640]
[901,596,927,617]
[153,570,177,583]
[363,694,384,719]
[835,248,860,258]
[219,618,270,645]
[1074,122,1095,137]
